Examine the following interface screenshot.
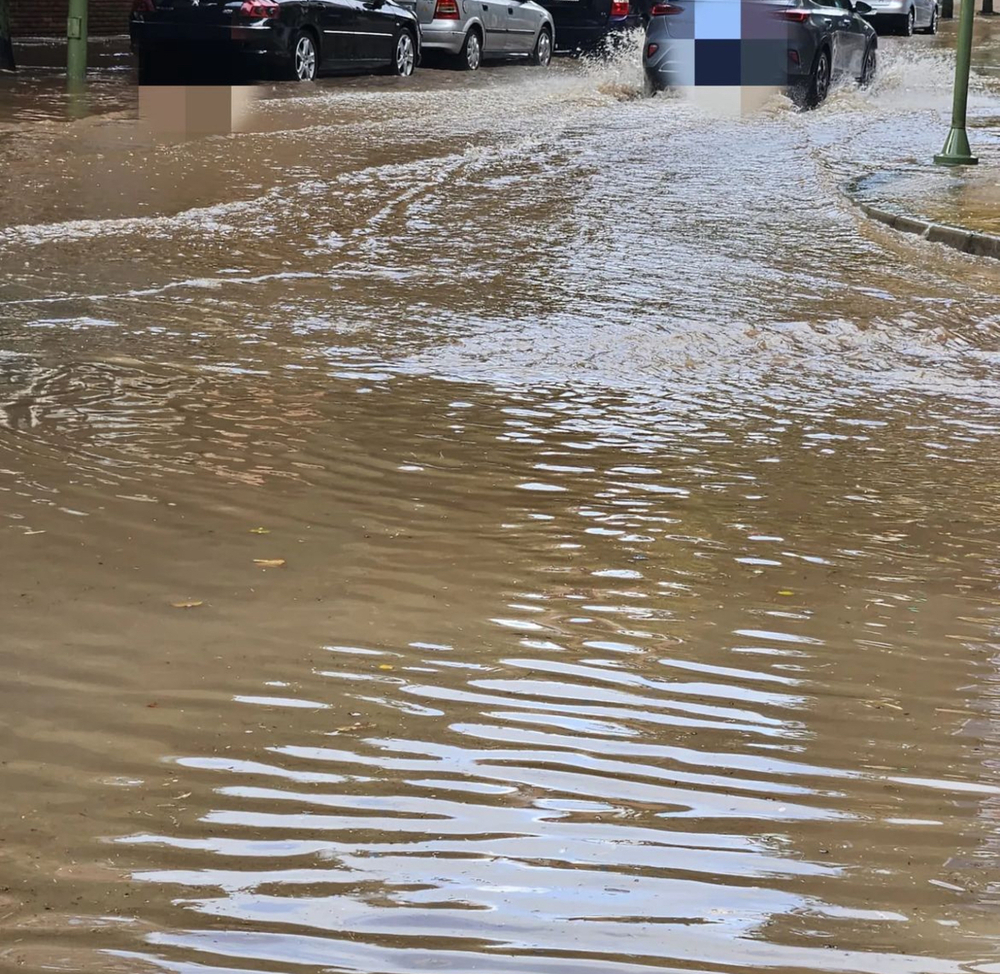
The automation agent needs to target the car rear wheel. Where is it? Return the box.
[897,8,914,34]
[390,29,417,76]
[798,47,830,109]
[918,3,937,32]
[456,28,482,70]
[285,30,318,81]
[860,41,876,86]
[531,27,552,66]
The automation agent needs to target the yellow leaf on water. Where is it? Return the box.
[778,590,794,596]
[171,600,203,609]
[250,527,270,534]
[253,559,286,568]
[378,664,394,671]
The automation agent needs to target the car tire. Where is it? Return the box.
[918,3,938,31]
[797,46,831,108]
[285,29,318,81]
[455,27,483,70]
[897,8,914,33]
[859,41,876,86]
[531,26,553,66]
[389,28,417,76]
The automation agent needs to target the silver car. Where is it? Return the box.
[403,0,554,68]
[857,0,937,35]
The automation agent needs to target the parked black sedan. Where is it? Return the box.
[130,0,421,82]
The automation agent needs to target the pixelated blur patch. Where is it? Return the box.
[695,0,742,38]
[138,86,259,135]
[694,39,741,86]
[741,0,790,38]
[740,38,790,86]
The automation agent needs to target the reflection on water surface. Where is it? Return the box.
[3,26,1000,974]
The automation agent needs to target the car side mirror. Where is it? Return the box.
[854,2,872,12]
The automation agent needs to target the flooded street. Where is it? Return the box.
[4,21,1000,974]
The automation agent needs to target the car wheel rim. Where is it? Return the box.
[467,34,480,69]
[907,10,913,32]
[295,37,316,79]
[397,33,414,74]
[538,32,551,64]
[865,49,875,82]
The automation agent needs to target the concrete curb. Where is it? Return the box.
[845,175,1000,261]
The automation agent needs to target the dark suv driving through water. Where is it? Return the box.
[642,0,876,108]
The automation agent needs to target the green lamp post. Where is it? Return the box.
[67,0,87,82]
[935,0,978,165]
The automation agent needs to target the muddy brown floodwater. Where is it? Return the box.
[4,23,1000,974]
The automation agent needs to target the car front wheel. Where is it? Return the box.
[860,42,876,86]
[898,8,914,34]
[918,3,938,32]
[531,27,552,66]
[797,47,830,108]
[391,29,417,76]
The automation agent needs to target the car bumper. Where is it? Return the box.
[555,16,638,52]
[417,22,467,53]
[643,38,801,86]
[860,1,909,15]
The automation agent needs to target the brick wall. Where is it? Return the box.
[10,0,133,36]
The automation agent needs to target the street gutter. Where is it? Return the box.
[846,173,1000,262]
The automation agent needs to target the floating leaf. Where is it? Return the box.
[171,600,203,609]
[334,721,374,734]
[253,558,286,568]
[250,527,270,535]
[777,590,794,596]
[378,664,394,671]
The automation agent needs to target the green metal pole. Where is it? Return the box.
[935,0,978,165]
[66,0,87,83]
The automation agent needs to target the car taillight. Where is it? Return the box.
[610,0,629,16]
[782,8,809,20]
[434,0,461,18]
[239,0,280,18]
[131,0,155,12]
[650,2,682,12]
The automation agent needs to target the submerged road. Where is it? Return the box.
[2,25,1000,974]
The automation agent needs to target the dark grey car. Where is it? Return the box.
[642,0,877,108]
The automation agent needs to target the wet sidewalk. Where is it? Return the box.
[849,120,1000,257]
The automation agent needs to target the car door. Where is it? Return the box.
[317,0,359,61]
[815,0,861,79]
[352,0,396,60]
[505,0,540,51]
[477,0,508,53]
